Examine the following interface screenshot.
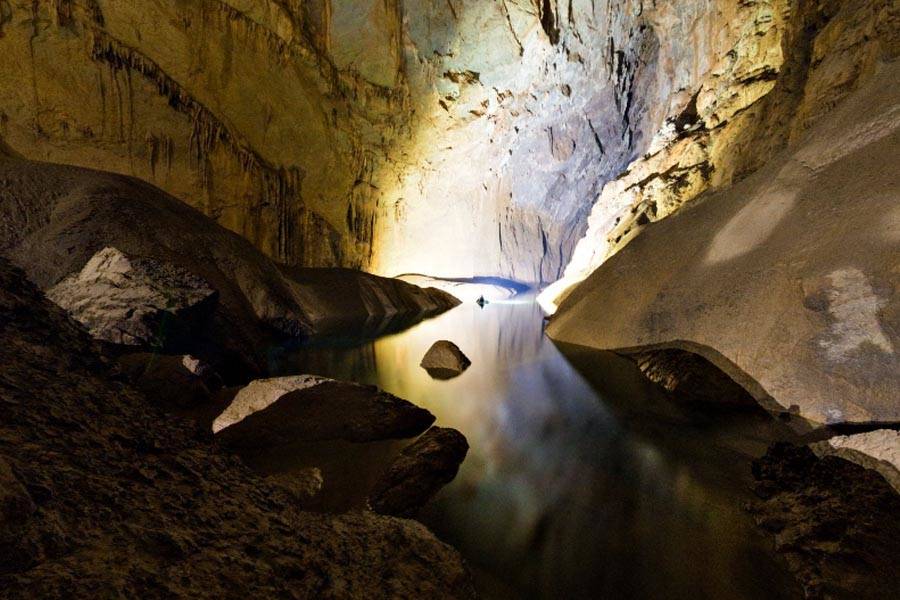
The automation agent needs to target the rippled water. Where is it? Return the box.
[275,298,803,599]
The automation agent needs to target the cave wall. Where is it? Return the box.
[1,0,881,284]
[541,0,900,308]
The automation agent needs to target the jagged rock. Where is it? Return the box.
[268,468,324,505]
[547,60,900,424]
[215,378,435,448]
[421,341,472,380]
[749,443,900,600]
[0,257,475,598]
[47,247,217,348]
[811,430,900,494]
[369,427,469,518]
[117,353,222,412]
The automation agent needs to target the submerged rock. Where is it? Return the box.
[369,427,469,517]
[215,378,435,448]
[421,341,472,380]
[749,443,900,600]
[47,247,217,348]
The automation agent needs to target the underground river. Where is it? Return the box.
[273,296,805,599]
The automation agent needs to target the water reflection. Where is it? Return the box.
[276,299,802,599]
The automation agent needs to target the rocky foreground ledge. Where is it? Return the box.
[0,258,475,598]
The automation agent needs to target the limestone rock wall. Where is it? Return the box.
[541,0,900,309]
[0,0,824,284]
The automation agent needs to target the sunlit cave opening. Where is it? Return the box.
[1,1,898,599]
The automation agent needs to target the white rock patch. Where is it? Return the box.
[821,268,893,363]
[212,375,333,433]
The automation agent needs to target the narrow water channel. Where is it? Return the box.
[275,297,804,600]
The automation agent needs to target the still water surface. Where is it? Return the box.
[276,298,803,600]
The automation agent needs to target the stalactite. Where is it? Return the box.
[89,29,307,264]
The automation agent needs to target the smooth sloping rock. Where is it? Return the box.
[547,61,900,424]
[421,341,472,380]
[369,427,469,518]
[749,443,900,600]
[47,247,217,347]
[812,430,900,494]
[0,257,475,598]
[215,379,435,448]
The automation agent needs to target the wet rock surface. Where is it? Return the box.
[749,443,900,600]
[215,379,436,448]
[0,257,475,598]
[628,348,759,408]
[369,427,469,518]
[421,341,472,380]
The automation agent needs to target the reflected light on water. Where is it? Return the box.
[278,297,801,599]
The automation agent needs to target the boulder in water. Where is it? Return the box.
[420,341,471,379]
[47,247,217,349]
[369,427,469,517]
[214,378,435,447]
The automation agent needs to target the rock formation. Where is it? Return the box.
[214,377,436,447]
[750,443,900,600]
[811,430,900,494]
[47,247,218,348]
[541,0,900,310]
[0,0,845,285]
[0,156,459,378]
[0,256,475,598]
[369,427,469,518]
[547,58,900,425]
[421,340,472,380]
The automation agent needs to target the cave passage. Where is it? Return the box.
[273,296,805,599]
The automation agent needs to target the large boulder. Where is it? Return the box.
[369,427,469,518]
[420,341,472,380]
[749,443,900,600]
[0,157,459,380]
[0,256,475,598]
[283,267,460,337]
[47,247,217,348]
[811,430,900,494]
[214,377,436,448]
[547,61,900,425]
